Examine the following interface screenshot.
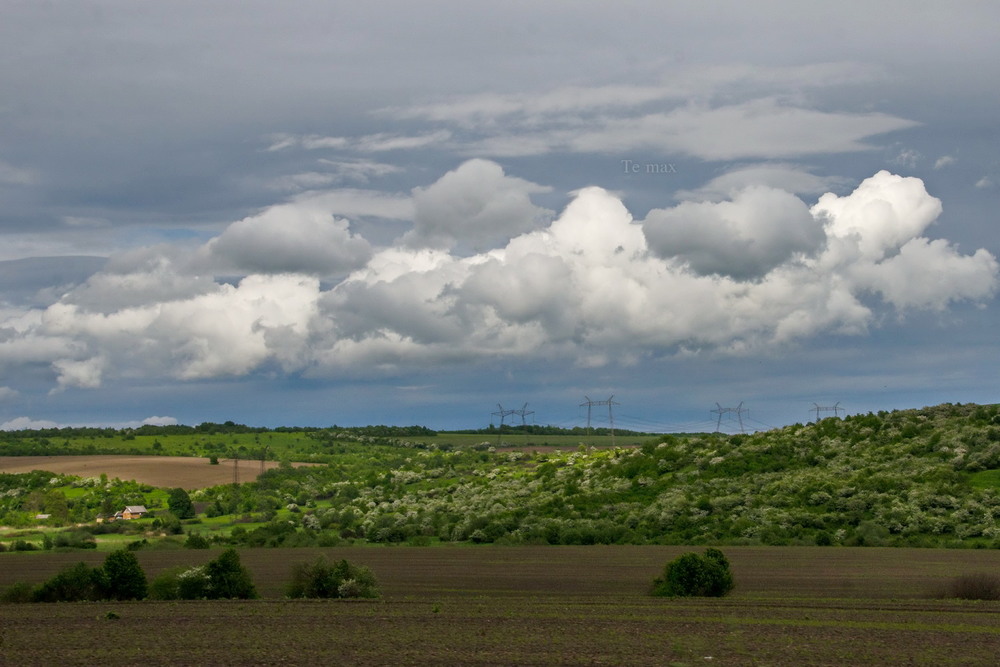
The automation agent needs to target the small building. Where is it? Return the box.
[121,505,148,520]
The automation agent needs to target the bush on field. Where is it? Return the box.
[652,547,734,598]
[184,533,211,549]
[205,548,258,599]
[3,548,148,603]
[101,549,147,600]
[148,566,186,600]
[0,581,36,604]
[32,562,105,602]
[947,573,1000,600]
[286,556,379,599]
[147,550,257,600]
[51,530,97,550]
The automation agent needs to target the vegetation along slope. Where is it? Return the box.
[3,402,1000,549]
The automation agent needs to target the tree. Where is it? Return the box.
[167,487,196,520]
[652,548,734,597]
[205,548,257,599]
[101,548,148,600]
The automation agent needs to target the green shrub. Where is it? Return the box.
[0,581,36,604]
[147,567,184,600]
[286,556,379,599]
[32,562,105,602]
[652,548,734,597]
[177,566,212,599]
[947,573,1000,600]
[184,533,211,549]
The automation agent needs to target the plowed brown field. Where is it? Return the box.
[0,455,319,489]
[1,546,998,665]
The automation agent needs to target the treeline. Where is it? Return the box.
[0,549,379,603]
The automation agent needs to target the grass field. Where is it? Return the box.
[0,455,319,490]
[1,546,999,665]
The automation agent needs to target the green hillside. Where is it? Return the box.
[4,402,1000,549]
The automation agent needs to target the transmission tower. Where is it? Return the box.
[512,403,534,426]
[491,403,518,446]
[811,402,844,422]
[580,395,620,445]
[260,445,270,475]
[712,401,748,434]
[232,451,240,485]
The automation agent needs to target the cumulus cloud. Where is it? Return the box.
[813,170,942,260]
[0,386,18,401]
[643,186,824,279]
[934,155,957,169]
[51,356,105,392]
[203,194,373,276]
[0,168,993,392]
[406,159,553,251]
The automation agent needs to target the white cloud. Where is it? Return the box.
[51,356,105,392]
[0,415,179,430]
[142,415,179,426]
[266,131,451,153]
[889,148,921,168]
[561,100,917,160]
[1,416,59,431]
[975,177,994,189]
[388,66,915,162]
[851,238,998,310]
[392,63,882,123]
[813,170,942,261]
[406,159,553,251]
[355,130,452,152]
[934,155,957,169]
[0,386,18,401]
[0,168,993,391]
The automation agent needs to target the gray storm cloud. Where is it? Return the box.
[642,186,824,280]
[406,159,553,251]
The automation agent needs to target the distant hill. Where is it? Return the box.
[236,402,1000,547]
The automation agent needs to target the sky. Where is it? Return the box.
[1,1,999,432]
